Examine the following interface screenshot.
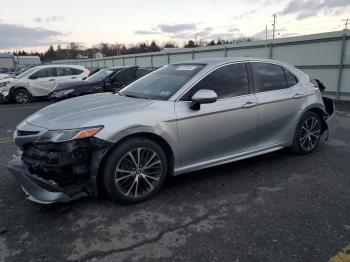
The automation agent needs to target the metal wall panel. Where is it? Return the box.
[273,41,341,66]
[105,59,114,67]
[195,50,225,59]
[124,57,136,66]
[49,31,350,100]
[169,53,193,63]
[227,47,269,59]
[301,68,339,92]
[153,54,167,67]
[136,56,152,67]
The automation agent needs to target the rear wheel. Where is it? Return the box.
[103,137,167,204]
[291,111,322,154]
[13,89,31,104]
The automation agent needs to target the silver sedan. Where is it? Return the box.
[8,58,336,204]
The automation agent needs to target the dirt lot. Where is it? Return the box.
[0,101,349,262]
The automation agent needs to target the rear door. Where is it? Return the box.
[175,62,258,168]
[54,67,85,85]
[251,62,303,148]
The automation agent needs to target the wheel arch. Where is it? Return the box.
[302,104,328,133]
[95,132,175,195]
[9,86,32,101]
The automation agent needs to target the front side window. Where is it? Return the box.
[120,64,205,100]
[252,63,286,92]
[181,63,249,101]
[32,68,56,78]
[16,68,37,79]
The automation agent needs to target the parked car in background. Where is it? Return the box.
[49,66,155,101]
[0,64,89,103]
[7,58,336,204]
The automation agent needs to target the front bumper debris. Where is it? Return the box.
[8,137,113,204]
[0,91,9,103]
[8,156,75,204]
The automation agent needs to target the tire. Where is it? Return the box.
[13,89,31,104]
[291,111,322,154]
[102,137,168,204]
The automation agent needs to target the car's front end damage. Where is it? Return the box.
[7,123,112,204]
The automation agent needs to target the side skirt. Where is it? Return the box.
[174,143,288,176]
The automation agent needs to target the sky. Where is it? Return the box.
[0,0,349,52]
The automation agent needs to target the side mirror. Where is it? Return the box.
[82,77,87,80]
[29,75,38,80]
[190,89,217,110]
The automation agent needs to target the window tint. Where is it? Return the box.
[284,68,298,87]
[181,63,249,100]
[55,67,70,76]
[71,68,84,75]
[113,67,137,84]
[120,64,204,100]
[33,68,56,78]
[252,63,286,92]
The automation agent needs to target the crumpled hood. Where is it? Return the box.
[53,80,102,91]
[24,93,154,130]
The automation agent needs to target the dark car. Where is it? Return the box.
[48,66,154,101]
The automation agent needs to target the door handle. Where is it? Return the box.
[293,93,304,99]
[49,79,55,81]
[71,77,77,79]
[242,101,257,108]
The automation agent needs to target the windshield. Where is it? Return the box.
[86,68,119,82]
[16,67,37,79]
[120,64,204,100]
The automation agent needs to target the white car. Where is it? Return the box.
[0,65,89,103]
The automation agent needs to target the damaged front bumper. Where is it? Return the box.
[8,156,75,204]
[0,90,9,103]
[8,137,112,204]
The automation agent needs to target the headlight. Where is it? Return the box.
[35,126,103,143]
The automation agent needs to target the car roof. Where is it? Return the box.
[173,57,288,66]
[35,64,86,69]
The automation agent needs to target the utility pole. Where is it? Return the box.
[344,18,349,29]
[265,25,268,41]
[272,14,277,40]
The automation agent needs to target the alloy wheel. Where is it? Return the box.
[15,92,29,103]
[114,147,162,198]
[300,116,321,151]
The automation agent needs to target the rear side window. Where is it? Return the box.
[181,63,249,100]
[284,69,298,87]
[70,68,84,75]
[55,67,70,76]
[252,63,287,92]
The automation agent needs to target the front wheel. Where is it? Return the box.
[291,111,322,154]
[13,89,31,104]
[102,137,167,204]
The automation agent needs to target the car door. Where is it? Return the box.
[28,67,57,96]
[54,67,83,86]
[175,62,258,168]
[251,62,303,148]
